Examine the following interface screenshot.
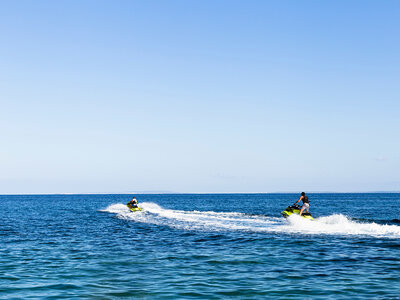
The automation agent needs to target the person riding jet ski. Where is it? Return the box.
[127,197,138,208]
[281,192,313,220]
[293,192,310,216]
[127,196,141,211]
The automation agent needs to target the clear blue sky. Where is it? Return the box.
[1,0,399,193]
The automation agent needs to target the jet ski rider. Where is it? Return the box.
[127,196,138,208]
[293,192,310,216]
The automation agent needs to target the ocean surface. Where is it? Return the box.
[1,193,400,299]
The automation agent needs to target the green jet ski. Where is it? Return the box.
[127,204,142,212]
[281,204,314,220]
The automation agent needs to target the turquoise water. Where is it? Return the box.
[1,193,400,299]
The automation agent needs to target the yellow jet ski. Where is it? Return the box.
[127,204,142,212]
[281,204,314,220]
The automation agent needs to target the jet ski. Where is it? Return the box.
[281,204,314,220]
[127,204,142,212]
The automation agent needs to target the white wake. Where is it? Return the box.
[101,202,400,238]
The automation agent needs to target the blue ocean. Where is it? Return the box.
[1,193,400,299]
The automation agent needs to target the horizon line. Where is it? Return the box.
[1,191,399,195]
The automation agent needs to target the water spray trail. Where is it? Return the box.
[101,202,400,238]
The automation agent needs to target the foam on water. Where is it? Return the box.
[282,214,400,237]
[102,202,400,238]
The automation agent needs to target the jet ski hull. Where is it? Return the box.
[127,205,141,212]
[281,205,314,220]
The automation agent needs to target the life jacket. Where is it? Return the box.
[128,199,138,207]
[303,196,309,204]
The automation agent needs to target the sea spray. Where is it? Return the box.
[103,202,400,238]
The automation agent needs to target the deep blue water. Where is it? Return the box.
[1,193,400,299]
